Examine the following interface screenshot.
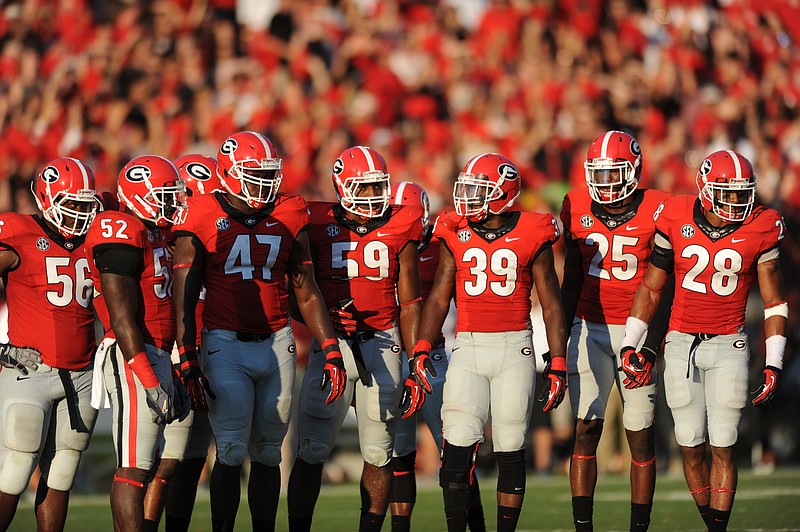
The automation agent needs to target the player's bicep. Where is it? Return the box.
[0,248,20,275]
[289,231,316,292]
[100,272,139,329]
[397,242,421,305]
[756,258,785,307]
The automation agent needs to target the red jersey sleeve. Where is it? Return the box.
[559,193,573,236]
[86,211,145,250]
[752,207,785,256]
[273,193,310,237]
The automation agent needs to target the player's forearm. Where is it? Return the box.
[173,267,200,349]
[297,284,337,343]
[417,296,449,344]
[399,301,422,354]
[542,305,567,358]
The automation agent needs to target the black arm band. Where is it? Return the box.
[93,244,144,277]
[649,244,674,275]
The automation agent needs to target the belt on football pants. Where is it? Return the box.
[349,331,374,387]
[686,333,718,379]
[236,331,273,342]
[58,369,91,433]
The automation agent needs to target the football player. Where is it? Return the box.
[142,153,220,532]
[85,154,188,531]
[560,130,670,531]
[0,158,99,531]
[172,131,344,532]
[286,147,423,532]
[620,150,787,531]
[387,181,486,532]
[411,153,567,532]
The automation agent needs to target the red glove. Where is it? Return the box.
[410,339,437,394]
[752,365,781,407]
[619,346,655,389]
[538,353,567,412]
[399,376,426,419]
[329,306,357,337]
[319,339,346,405]
[179,348,216,413]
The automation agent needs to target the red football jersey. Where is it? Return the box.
[307,202,422,332]
[0,214,95,370]
[435,210,560,334]
[85,210,176,351]
[419,239,440,303]
[655,195,784,335]
[174,192,309,334]
[561,187,670,325]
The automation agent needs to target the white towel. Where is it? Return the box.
[90,337,116,409]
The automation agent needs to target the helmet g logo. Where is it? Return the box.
[186,162,211,181]
[630,139,641,156]
[41,166,60,183]
[220,138,238,155]
[125,165,151,182]
[699,158,712,177]
[497,163,519,182]
[332,158,344,176]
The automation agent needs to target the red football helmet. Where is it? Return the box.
[32,157,100,238]
[332,146,391,219]
[584,130,642,204]
[390,181,431,242]
[453,152,521,221]
[175,154,221,196]
[696,149,756,223]
[117,155,187,227]
[217,131,282,209]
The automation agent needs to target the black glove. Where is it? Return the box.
[752,365,781,407]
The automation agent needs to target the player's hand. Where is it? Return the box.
[0,344,42,375]
[399,376,426,419]
[410,339,437,394]
[171,365,192,422]
[328,304,357,337]
[180,351,216,413]
[538,352,567,412]
[619,346,656,389]
[319,339,346,405]
[144,383,173,425]
[752,365,781,407]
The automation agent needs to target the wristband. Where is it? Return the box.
[641,279,662,294]
[321,338,341,356]
[128,352,159,388]
[400,296,422,307]
[414,338,432,353]
[765,335,786,370]
[173,263,193,270]
[621,316,649,350]
[549,355,567,372]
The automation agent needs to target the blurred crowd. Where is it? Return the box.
[1,0,799,471]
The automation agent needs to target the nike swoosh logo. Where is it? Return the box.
[16,376,30,381]
[208,350,220,356]
[420,256,434,262]
[513,486,523,491]
[505,237,520,242]
[376,232,390,237]
[731,237,746,243]
[264,221,280,228]
[626,225,639,231]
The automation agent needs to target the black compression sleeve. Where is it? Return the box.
[93,243,144,277]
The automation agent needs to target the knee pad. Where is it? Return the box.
[4,402,45,453]
[362,444,390,467]
[297,440,331,465]
[674,422,705,448]
[389,452,416,503]
[709,426,738,449]
[495,450,526,495]
[251,444,282,467]
[0,452,37,495]
[622,408,654,433]
[45,449,82,492]
[439,442,478,491]
[215,441,247,467]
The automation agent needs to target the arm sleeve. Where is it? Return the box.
[649,232,674,274]
[93,244,144,277]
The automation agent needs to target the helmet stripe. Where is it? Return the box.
[393,181,408,204]
[463,154,483,175]
[72,158,91,189]
[253,131,273,158]
[357,146,376,171]
[600,131,616,158]
[726,149,742,179]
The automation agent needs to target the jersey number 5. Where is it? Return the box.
[463,248,518,296]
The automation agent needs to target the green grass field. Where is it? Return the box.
[9,469,800,531]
